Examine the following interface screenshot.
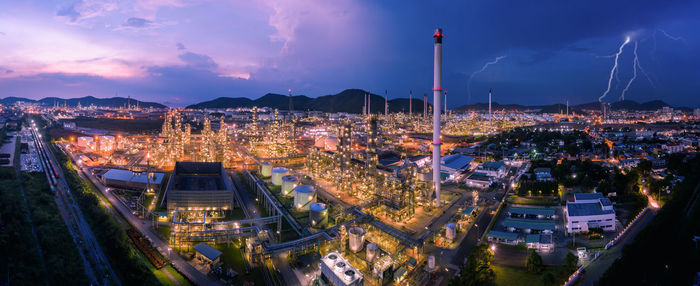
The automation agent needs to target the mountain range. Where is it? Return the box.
[0,96,166,109]
[0,90,687,113]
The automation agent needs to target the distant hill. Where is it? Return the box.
[456,99,679,113]
[0,96,166,109]
[186,88,431,113]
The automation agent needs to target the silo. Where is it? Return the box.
[271,167,289,185]
[261,162,272,177]
[281,175,298,196]
[446,223,457,241]
[366,243,378,262]
[309,203,328,228]
[428,255,436,272]
[348,227,365,253]
[293,185,316,210]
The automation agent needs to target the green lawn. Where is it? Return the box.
[509,195,558,206]
[215,243,266,286]
[493,264,566,286]
[157,225,171,240]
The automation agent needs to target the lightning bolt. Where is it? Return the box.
[620,42,639,100]
[599,37,630,102]
[657,29,684,42]
[467,55,506,103]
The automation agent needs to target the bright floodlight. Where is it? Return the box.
[491,244,496,252]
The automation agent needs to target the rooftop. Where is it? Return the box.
[488,230,519,240]
[508,206,555,216]
[481,161,506,170]
[503,218,556,231]
[567,202,615,217]
[103,169,165,185]
[193,242,222,261]
[573,192,604,201]
[440,153,474,170]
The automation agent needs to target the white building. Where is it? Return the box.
[439,153,474,181]
[99,135,116,152]
[661,144,683,154]
[320,252,363,286]
[564,193,616,234]
[476,161,506,178]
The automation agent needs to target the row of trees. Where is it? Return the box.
[52,137,160,285]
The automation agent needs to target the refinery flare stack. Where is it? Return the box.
[432,28,443,207]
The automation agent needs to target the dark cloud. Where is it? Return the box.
[177,52,218,69]
[122,17,155,28]
[56,3,80,22]
[176,42,186,50]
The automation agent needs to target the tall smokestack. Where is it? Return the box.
[566,100,569,117]
[432,28,443,207]
[288,88,293,116]
[363,93,367,115]
[423,93,427,118]
[444,90,448,116]
[384,90,388,118]
[489,88,492,129]
[409,90,413,116]
[368,91,371,115]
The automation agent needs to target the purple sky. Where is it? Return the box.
[1,0,699,107]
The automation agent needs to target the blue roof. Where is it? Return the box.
[441,154,474,170]
[462,206,478,215]
[509,206,555,216]
[193,243,222,261]
[567,202,615,217]
[574,193,604,201]
[488,230,519,240]
[481,161,505,170]
[103,169,164,185]
[525,234,540,243]
[503,218,556,231]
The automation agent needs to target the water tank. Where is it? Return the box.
[261,162,272,177]
[334,261,346,273]
[271,167,289,186]
[446,223,457,241]
[309,203,328,228]
[348,227,365,253]
[281,175,298,196]
[366,243,378,262]
[293,185,316,210]
[428,255,436,271]
[344,269,356,282]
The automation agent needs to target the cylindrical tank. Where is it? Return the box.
[314,136,326,148]
[366,243,378,262]
[293,185,316,210]
[446,223,457,240]
[281,175,298,196]
[261,162,272,177]
[348,227,365,253]
[344,269,356,282]
[324,136,338,151]
[428,255,436,271]
[309,203,328,228]
[271,167,289,185]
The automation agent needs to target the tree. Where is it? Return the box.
[526,250,544,273]
[459,244,496,286]
[564,252,579,274]
[541,271,556,286]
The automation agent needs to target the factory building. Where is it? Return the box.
[564,193,616,234]
[101,169,165,191]
[166,162,235,211]
[475,161,506,178]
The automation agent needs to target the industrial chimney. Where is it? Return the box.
[432,28,443,207]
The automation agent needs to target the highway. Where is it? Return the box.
[30,122,119,286]
[55,142,223,286]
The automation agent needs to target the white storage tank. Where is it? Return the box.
[309,203,328,228]
[281,175,298,196]
[348,227,365,253]
[261,162,272,177]
[366,243,378,262]
[446,223,457,241]
[271,167,289,186]
[293,185,316,210]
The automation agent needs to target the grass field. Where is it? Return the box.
[493,264,566,286]
[509,195,558,206]
[216,243,266,286]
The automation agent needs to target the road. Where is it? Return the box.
[30,124,118,285]
[54,141,222,286]
[576,208,657,286]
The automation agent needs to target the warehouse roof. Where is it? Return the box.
[193,242,222,262]
[566,202,615,217]
[103,169,164,185]
[503,218,556,231]
[509,206,555,216]
[488,230,519,241]
[440,154,474,171]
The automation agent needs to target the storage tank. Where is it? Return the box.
[366,243,378,262]
[271,167,289,185]
[281,175,298,196]
[324,136,339,151]
[446,223,457,241]
[314,136,327,148]
[261,162,272,177]
[293,185,316,210]
[309,203,328,228]
[348,227,365,253]
[428,255,436,272]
